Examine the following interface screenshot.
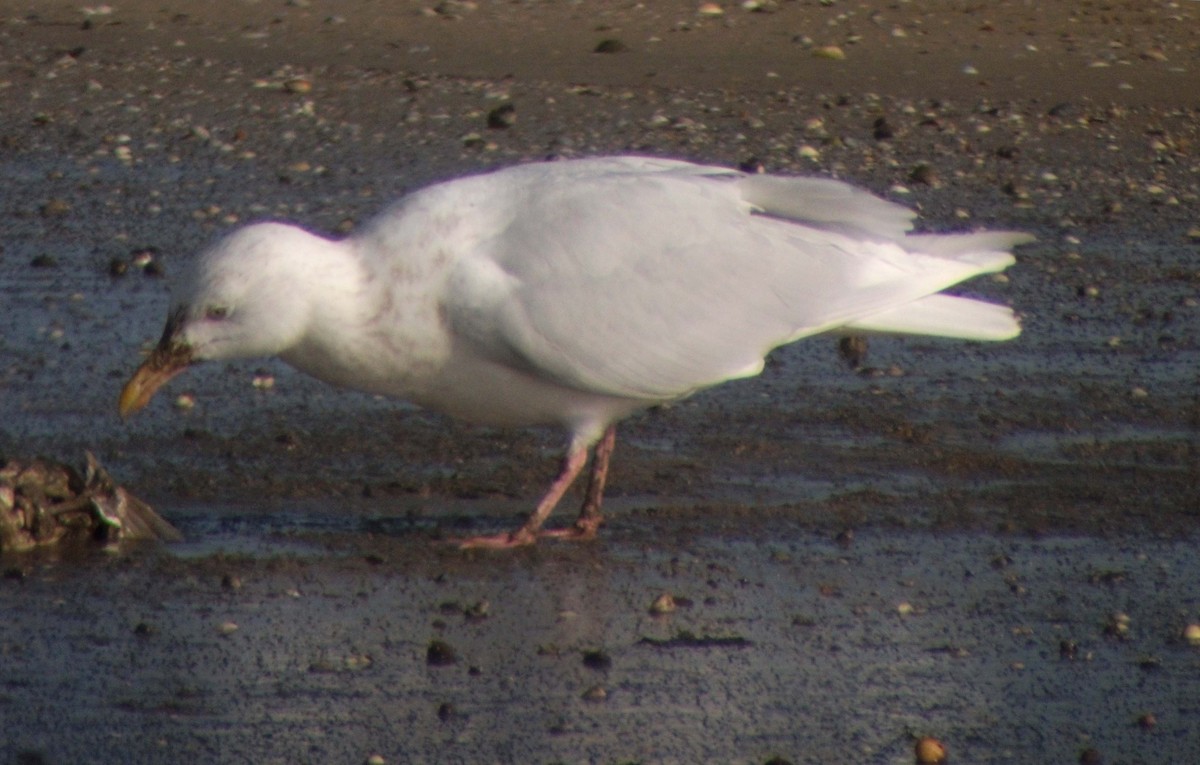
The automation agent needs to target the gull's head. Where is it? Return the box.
[119,222,328,418]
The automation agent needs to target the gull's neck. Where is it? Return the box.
[276,235,377,388]
[278,228,454,400]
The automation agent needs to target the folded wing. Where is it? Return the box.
[443,161,1027,401]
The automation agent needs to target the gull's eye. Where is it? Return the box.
[204,305,230,321]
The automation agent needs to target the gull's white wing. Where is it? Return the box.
[438,160,1026,401]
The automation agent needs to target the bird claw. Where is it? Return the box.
[537,518,601,542]
[453,528,538,550]
[453,518,601,549]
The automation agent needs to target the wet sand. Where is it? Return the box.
[1,1,1199,763]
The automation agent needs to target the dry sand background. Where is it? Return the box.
[1,1,1199,763]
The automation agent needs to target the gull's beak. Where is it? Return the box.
[118,342,194,419]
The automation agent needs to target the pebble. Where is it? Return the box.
[914,736,947,764]
[1105,612,1131,638]
[40,198,70,218]
[582,649,612,671]
[431,0,478,17]
[909,163,937,185]
[812,45,845,60]
[365,756,385,765]
[465,600,490,620]
[426,639,457,666]
[486,103,516,129]
[581,684,607,702]
[649,593,677,614]
[872,116,894,140]
[344,654,373,671]
[218,620,239,635]
[838,336,868,369]
[1184,623,1200,645]
[697,3,724,17]
[1059,639,1078,660]
[594,39,627,54]
[284,78,312,94]
[174,393,196,410]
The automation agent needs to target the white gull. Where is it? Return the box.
[119,156,1030,547]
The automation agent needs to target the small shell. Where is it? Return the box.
[581,685,607,702]
[284,78,313,94]
[914,736,947,764]
[812,45,845,60]
[649,593,677,615]
[1183,624,1200,645]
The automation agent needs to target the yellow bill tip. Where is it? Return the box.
[118,345,193,419]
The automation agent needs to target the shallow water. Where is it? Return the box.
[5,524,1200,763]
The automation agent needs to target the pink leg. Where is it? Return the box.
[456,442,590,549]
[540,425,616,541]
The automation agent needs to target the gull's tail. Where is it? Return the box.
[842,293,1020,341]
[841,230,1033,341]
